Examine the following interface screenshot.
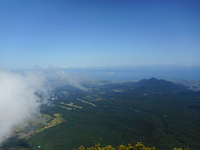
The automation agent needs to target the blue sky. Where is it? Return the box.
[0,0,200,69]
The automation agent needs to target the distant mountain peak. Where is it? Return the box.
[135,77,187,93]
[149,77,158,81]
[137,77,159,84]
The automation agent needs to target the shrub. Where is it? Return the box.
[75,142,190,150]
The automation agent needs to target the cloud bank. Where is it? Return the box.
[0,68,48,144]
[44,68,90,91]
[0,67,91,145]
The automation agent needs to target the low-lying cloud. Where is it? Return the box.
[0,67,91,145]
[44,68,90,91]
[0,68,48,144]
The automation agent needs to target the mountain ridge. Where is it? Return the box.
[133,77,188,93]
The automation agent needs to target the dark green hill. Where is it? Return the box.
[134,78,188,93]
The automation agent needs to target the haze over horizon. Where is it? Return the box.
[1,1,200,148]
[0,0,199,70]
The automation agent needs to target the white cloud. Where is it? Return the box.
[0,67,91,145]
[0,68,48,144]
[45,69,88,91]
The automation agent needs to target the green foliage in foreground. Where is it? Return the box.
[75,142,190,150]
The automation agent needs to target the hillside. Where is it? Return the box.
[1,78,200,150]
[133,78,188,93]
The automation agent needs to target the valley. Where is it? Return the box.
[1,78,200,150]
